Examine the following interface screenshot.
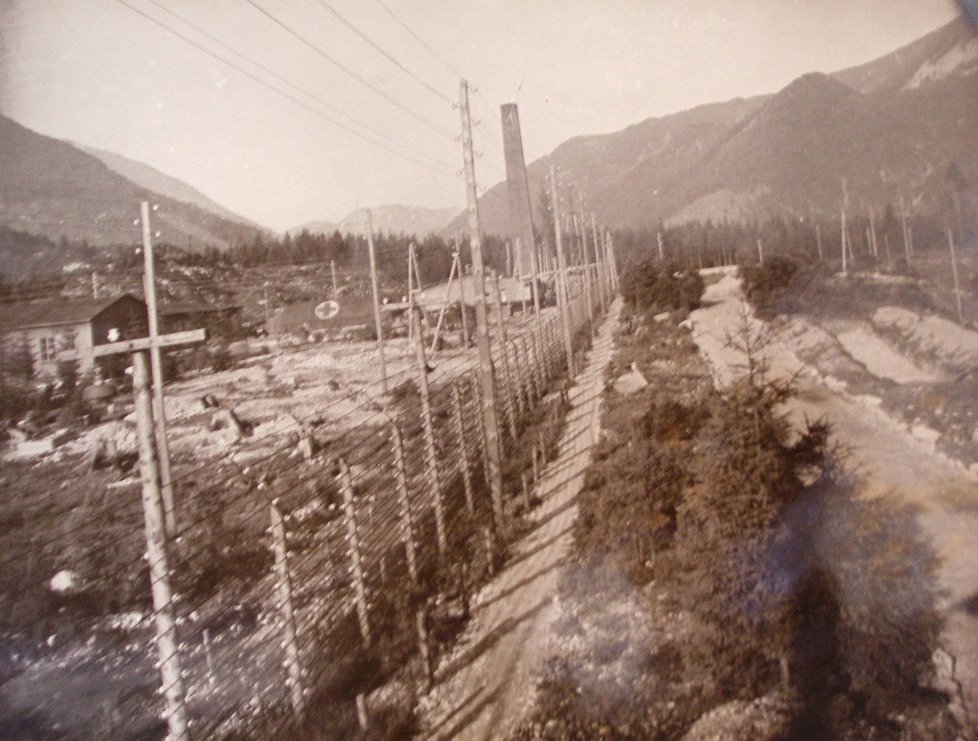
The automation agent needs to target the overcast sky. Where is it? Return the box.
[0,0,965,231]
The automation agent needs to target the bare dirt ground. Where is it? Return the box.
[416,301,621,740]
[690,273,978,724]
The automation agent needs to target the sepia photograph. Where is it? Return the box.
[0,0,976,738]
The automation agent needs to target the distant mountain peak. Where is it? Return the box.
[833,15,977,93]
[290,204,461,238]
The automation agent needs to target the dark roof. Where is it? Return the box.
[0,294,145,332]
[159,301,240,316]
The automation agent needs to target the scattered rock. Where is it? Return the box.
[50,570,81,594]
[613,363,648,396]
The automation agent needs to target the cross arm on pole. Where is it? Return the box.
[59,329,207,361]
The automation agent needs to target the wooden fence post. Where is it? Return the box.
[509,337,528,421]
[470,374,491,487]
[451,383,475,512]
[133,351,189,741]
[411,310,447,553]
[519,335,539,405]
[390,424,419,583]
[269,500,305,725]
[338,459,371,646]
[490,273,518,442]
[415,608,433,686]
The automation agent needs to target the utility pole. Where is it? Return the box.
[900,196,912,267]
[591,214,606,314]
[815,223,823,261]
[657,231,664,261]
[407,245,416,342]
[841,211,848,274]
[140,202,176,537]
[947,224,964,322]
[460,79,504,529]
[455,242,470,347]
[366,210,388,393]
[330,259,338,296]
[549,165,575,375]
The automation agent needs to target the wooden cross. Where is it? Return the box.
[60,326,204,741]
[63,328,206,360]
[60,327,206,526]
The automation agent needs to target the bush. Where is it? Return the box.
[620,259,705,315]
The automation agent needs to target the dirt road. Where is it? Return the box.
[416,301,621,740]
[691,274,978,723]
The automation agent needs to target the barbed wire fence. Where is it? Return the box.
[26,262,613,739]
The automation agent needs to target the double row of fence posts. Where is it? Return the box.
[118,225,618,739]
[119,81,620,738]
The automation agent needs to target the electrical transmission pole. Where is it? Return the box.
[459,79,504,529]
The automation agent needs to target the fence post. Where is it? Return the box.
[415,608,433,686]
[510,337,528,421]
[390,424,418,583]
[489,273,517,444]
[132,351,189,741]
[411,310,447,554]
[470,373,491,487]
[339,459,371,646]
[269,500,305,725]
[518,336,538,405]
[451,383,475,512]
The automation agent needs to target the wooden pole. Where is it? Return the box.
[330,259,338,296]
[339,459,371,646]
[429,251,458,353]
[390,424,418,582]
[365,210,387,393]
[457,246,471,347]
[139,202,176,537]
[900,196,911,267]
[407,246,415,343]
[841,212,848,273]
[133,351,189,741]
[576,208,594,328]
[549,165,575,376]
[605,231,619,292]
[815,223,823,261]
[757,238,764,265]
[451,382,475,512]
[592,215,606,315]
[269,500,305,724]
[947,225,964,322]
[460,79,505,531]
[869,208,879,259]
[657,230,665,261]
[411,309,446,553]
[491,272,518,441]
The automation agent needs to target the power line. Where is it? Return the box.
[141,0,440,164]
[242,0,455,141]
[113,0,455,176]
[312,0,453,105]
[372,0,465,80]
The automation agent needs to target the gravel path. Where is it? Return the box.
[416,301,621,740]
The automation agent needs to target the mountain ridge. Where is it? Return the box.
[446,15,978,237]
[0,113,266,251]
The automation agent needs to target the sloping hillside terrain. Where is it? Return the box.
[0,114,265,249]
[451,16,977,236]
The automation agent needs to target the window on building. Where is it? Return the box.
[39,336,57,362]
